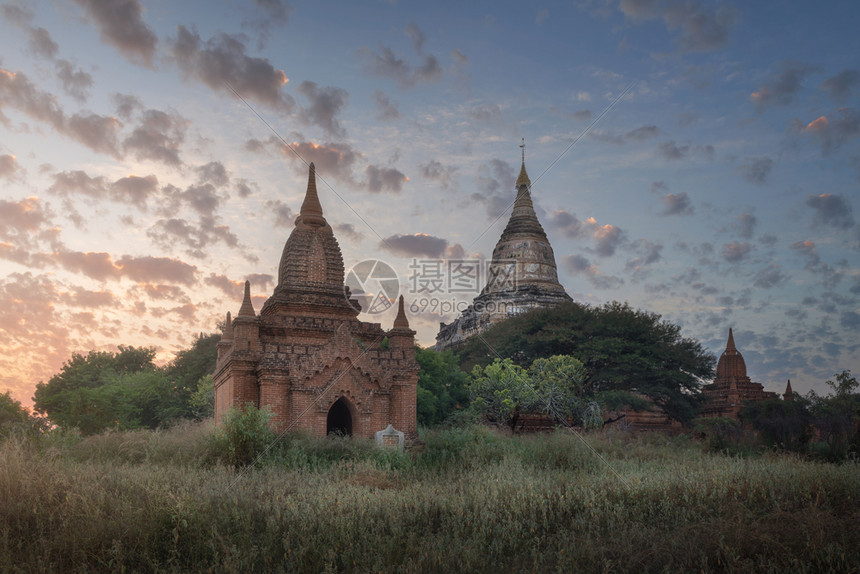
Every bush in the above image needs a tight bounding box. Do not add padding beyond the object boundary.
[208,403,274,467]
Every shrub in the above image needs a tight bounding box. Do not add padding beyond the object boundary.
[208,403,274,467]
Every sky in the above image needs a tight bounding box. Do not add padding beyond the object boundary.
[1,0,859,408]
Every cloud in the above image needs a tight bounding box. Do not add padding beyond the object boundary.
[366,165,408,193]
[55,60,93,102]
[59,286,116,308]
[658,140,714,161]
[373,90,400,120]
[147,215,240,258]
[752,264,788,289]
[467,103,503,124]
[805,194,855,229]
[170,26,293,112]
[548,210,585,238]
[52,251,198,284]
[618,0,737,52]
[419,159,458,189]
[0,69,121,156]
[264,199,296,228]
[571,109,592,121]
[405,22,426,53]
[590,222,626,257]
[735,213,757,239]
[737,156,774,185]
[204,273,244,297]
[73,0,158,67]
[0,196,54,249]
[111,93,143,120]
[48,170,159,209]
[0,154,22,180]
[0,3,32,26]
[801,109,860,156]
[195,161,230,187]
[111,175,159,208]
[625,124,659,141]
[722,241,752,262]
[278,140,361,186]
[122,108,188,167]
[28,27,58,59]
[360,40,443,89]
[750,61,814,110]
[562,254,624,289]
[659,192,694,215]
[821,69,860,101]
[243,0,292,48]
[335,223,364,242]
[473,159,516,218]
[297,81,349,137]
[842,311,860,329]
[380,233,449,258]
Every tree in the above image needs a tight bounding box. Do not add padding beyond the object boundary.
[0,391,30,437]
[740,397,811,452]
[455,301,714,423]
[529,355,601,428]
[416,347,470,426]
[808,370,860,460]
[469,358,537,432]
[164,333,220,419]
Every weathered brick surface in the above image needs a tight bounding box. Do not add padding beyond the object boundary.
[213,164,418,439]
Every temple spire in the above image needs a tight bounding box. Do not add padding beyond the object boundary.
[238,280,255,317]
[222,311,233,340]
[726,328,737,353]
[516,139,531,190]
[784,379,793,400]
[297,162,325,225]
[393,295,410,329]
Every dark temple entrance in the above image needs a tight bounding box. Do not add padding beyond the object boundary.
[326,397,353,436]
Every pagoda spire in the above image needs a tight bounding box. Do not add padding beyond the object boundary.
[393,295,410,329]
[516,138,531,190]
[726,328,737,353]
[222,311,233,340]
[238,280,255,317]
[784,379,793,400]
[297,162,326,225]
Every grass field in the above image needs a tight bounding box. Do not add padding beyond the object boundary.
[2,422,858,573]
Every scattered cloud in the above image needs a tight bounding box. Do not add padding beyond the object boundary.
[170,25,293,112]
[28,26,58,59]
[419,159,458,189]
[750,61,814,110]
[548,210,586,238]
[735,213,757,239]
[820,69,860,101]
[366,165,408,193]
[55,60,93,102]
[0,154,22,180]
[618,0,737,52]
[264,199,296,228]
[360,25,444,89]
[122,109,188,167]
[753,264,788,289]
[722,241,752,262]
[373,90,400,120]
[297,81,349,137]
[805,194,855,229]
[658,140,714,160]
[73,0,158,67]
[660,192,694,215]
[800,109,860,156]
[737,156,774,185]
[563,254,624,289]
[473,159,516,218]
[380,233,449,258]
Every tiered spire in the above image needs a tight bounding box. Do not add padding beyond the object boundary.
[784,379,793,400]
[726,328,737,353]
[238,280,255,317]
[296,162,326,226]
[515,138,531,190]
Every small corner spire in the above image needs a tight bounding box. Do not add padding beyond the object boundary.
[393,295,410,329]
[222,311,233,340]
[238,280,255,317]
[784,379,793,400]
[298,162,325,223]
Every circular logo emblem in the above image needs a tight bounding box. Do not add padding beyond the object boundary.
[344,259,400,314]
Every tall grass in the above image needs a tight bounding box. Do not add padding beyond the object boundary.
[1,423,858,573]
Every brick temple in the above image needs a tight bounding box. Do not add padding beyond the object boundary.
[435,151,572,349]
[700,328,782,419]
[213,163,419,439]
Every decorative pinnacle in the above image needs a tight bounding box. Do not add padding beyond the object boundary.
[515,140,531,190]
[238,280,255,317]
[298,162,325,224]
[520,137,525,163]
[393,295,410,329]
[222,311,233,340]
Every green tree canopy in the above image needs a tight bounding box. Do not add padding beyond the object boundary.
[455,301,714,423]
[416,347,470,426]
[807,370,860,460]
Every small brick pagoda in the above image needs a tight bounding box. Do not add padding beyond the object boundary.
[700,328,777,419]
[435,150,572,349]
[213,163,419,439]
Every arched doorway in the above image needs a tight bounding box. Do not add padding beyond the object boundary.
[326,397,353,436]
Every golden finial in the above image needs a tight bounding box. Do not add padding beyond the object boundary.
[520,138,525,163]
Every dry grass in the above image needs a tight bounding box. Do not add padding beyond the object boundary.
[1,423,858,573]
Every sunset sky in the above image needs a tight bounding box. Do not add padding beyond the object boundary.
[1,0,859,407]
